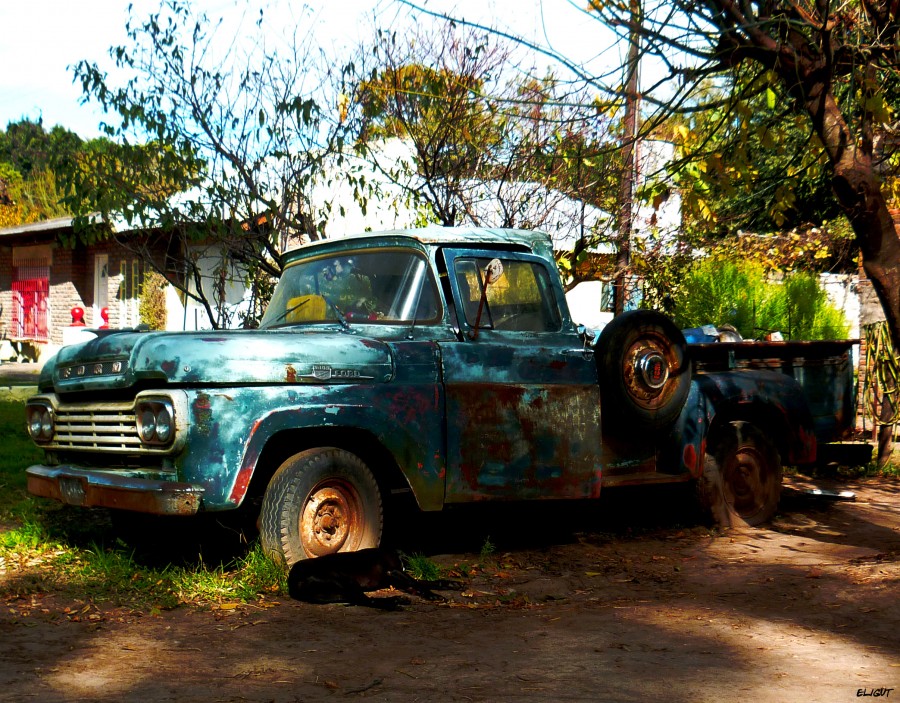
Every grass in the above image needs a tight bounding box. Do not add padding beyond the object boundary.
[0,398,287,611]
[403,552,445,581]
[0,400,43,513]
[834,461,900,479]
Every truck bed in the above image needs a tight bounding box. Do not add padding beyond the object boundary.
[689,339,858,443]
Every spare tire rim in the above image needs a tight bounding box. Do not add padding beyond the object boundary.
[636,350,669,390]
[623,338,677,407]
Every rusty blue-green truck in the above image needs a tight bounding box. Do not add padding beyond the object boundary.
[24,227,856,564]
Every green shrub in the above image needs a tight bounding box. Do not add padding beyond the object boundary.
[672,258,849,340]
[139,270,168,330]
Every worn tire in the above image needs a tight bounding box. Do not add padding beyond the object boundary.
[596,310,692,431]
[259,448,383,566]
[698,422,782,527]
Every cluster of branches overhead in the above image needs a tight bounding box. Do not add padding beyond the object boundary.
[606,0,900,346]
[54,2,629,323]
[403,0,900,348]
[62,0,364,328]
[349,20,625,281]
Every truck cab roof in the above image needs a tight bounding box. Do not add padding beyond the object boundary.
[281,226,554,266]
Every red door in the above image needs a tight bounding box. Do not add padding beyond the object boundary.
[12,260,50,341]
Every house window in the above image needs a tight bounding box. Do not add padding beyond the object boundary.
[118,259,144,328]
[93,254,109,326]
[12,259,50,342]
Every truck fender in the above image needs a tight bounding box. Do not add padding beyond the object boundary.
[231,399,446,511]
[671,371,817,478]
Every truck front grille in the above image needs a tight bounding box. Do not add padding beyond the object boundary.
[52,404,142,452]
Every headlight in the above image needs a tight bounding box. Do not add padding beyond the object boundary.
[139,408,157,442]
[135,399,176,446]
[26,404,54,443]
[155,406,173,442]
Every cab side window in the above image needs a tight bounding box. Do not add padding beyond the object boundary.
[454,258,562,332]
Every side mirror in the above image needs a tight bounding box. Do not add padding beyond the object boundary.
[484,258,504,285]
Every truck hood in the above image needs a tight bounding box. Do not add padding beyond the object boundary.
[42,328,394,393]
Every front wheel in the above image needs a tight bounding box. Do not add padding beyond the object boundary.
[259,448,383,566]
[698,422,782,527]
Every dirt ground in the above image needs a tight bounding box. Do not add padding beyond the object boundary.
[1,475,898,703]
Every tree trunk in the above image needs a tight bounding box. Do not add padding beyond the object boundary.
[614,0,641,315]
[798,85,900,354]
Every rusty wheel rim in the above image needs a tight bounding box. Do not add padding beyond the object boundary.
[621,333,679,410]
[299,480,362,557]
[722,445,767,519]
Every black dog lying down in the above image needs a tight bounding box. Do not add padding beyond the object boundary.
[288,548,464,609]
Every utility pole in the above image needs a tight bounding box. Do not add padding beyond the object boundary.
[614,0,641,315]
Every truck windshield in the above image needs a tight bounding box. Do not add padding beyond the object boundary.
[260,249,440,328]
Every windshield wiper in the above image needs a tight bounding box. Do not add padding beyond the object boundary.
[322,295,351,330]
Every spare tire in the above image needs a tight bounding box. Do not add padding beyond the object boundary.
[596,310,692,431]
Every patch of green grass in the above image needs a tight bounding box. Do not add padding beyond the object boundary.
[479,536,495,563]
[402,552,444,581]
[2,530,287,609]
[0,398,288,609]
[836,461,900,479]
[0,519,47,551]
[0,400,42,513]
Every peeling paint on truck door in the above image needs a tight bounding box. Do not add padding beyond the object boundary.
[439,249,603,501]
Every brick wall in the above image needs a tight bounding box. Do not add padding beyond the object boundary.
[0,245,11,340]
[48,245,87,346]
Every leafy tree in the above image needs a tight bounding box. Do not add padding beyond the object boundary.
[353,21,622,288]
[0,119,83,178]
[666,70,841,233]
[411,0,900,348]
[0,119,84,226]
[588,0,900,349]
[67,0,358,328]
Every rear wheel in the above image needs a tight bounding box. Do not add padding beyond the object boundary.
[699,422,782,527]
[259,448,383,566]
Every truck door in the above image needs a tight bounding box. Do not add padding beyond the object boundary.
[438,248,603,502]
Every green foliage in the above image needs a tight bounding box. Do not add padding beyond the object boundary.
[669,68,848,243]
[0,119,86,227]
[0,119,83,179]
[861,321,900,429]
[67,0,357,327]
[58,138,200,237]
[672,258,850,340]
[402,553,444,581]
[138,269,168,330]
[354,24,620,242]
[1,397,287,607]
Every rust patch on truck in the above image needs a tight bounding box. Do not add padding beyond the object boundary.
[192,392,213,436]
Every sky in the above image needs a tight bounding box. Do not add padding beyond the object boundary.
[0,0,624,140]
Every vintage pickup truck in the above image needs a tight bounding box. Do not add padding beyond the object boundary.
[24,227,856,564]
